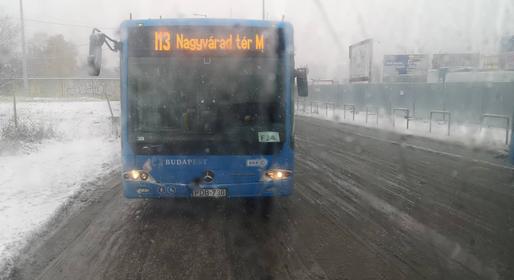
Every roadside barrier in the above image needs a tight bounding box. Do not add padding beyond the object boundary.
[429,110,451,136]
[480,114,510,145]
[325,102,336,116]
[343,104,356,120]
[297,100,512,147]
[392,108,411,129]
[365,106,379,126]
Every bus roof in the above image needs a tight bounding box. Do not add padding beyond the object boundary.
[120,18,292,30]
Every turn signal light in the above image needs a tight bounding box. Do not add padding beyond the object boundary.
[264,169,292,180]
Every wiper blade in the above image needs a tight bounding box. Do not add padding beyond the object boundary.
[140,144,164,154]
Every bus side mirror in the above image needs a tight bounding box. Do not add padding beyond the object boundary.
[88,32,105,76]
[295,68,309,97]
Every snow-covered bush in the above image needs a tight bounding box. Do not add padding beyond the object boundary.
[0,117,56,143]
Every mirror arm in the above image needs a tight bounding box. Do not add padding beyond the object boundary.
[91,28,120,53]
[104,39,120,52]
[294,67,309,97]
[294,67,309,78]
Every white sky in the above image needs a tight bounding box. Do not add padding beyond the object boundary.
[2,0,514,80]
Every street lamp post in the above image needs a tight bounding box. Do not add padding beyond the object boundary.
[16,0,29,128]
[262,0,265,20]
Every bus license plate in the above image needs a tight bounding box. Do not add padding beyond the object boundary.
[192,188,227,198]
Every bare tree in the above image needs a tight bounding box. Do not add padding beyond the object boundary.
[0,14,20,92]
[27,33,78,77]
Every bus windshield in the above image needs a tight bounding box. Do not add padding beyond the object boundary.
[127,55,285,155]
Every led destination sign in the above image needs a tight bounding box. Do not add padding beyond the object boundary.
[155,31,265,52]
[128,26,283,57]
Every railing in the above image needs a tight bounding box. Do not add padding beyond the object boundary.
[296,101,336,117]
[297,100,513,147]
[392,108,411,129]
[343,104,356,120]
[1,77,120,100]
[325,102,336,116]
[480,114,510,145]
[429,110,451,136]
[310,102,321,114]
[365,106,379,126]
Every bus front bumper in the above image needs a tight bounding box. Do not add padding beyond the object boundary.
[122,180,293,198]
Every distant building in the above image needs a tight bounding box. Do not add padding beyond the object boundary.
[500,36,514,53]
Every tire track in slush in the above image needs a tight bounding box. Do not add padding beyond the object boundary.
[298,126,514,268]
[295,133,499,279]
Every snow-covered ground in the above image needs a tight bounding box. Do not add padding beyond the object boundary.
[0,98,121,275]
[297,106,511,151]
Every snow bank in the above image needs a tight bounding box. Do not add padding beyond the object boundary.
[0,99,121,275]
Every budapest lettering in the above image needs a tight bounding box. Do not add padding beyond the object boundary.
[164,159,208,166]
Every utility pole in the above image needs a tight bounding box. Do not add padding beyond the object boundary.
[17,0,29,128]
[262,0,265,20]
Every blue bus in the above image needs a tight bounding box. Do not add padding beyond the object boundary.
[88,18,308,200]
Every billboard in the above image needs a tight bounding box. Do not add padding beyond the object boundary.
[383,54,429,83]
[480,55,500,71]
[500,36,514,53]
[432,53,480,72]
[500,52,514,70]
[498,36,514,70]
[349,39,373,83]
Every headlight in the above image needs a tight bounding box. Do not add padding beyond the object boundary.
[129,170,139,180]
[124,170,154,182]
[264,169,292,180]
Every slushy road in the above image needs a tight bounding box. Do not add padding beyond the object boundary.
[11,116,514,280]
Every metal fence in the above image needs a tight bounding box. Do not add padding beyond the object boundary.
[298,99,512,145]
[304,82,514,126]
[0,78,120,100]
[300,82,514,145]
[302,82,514,126]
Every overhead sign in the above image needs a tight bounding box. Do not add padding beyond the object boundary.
[349,39,373,83]
[432,53,480,72]
[383,54,429,83]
